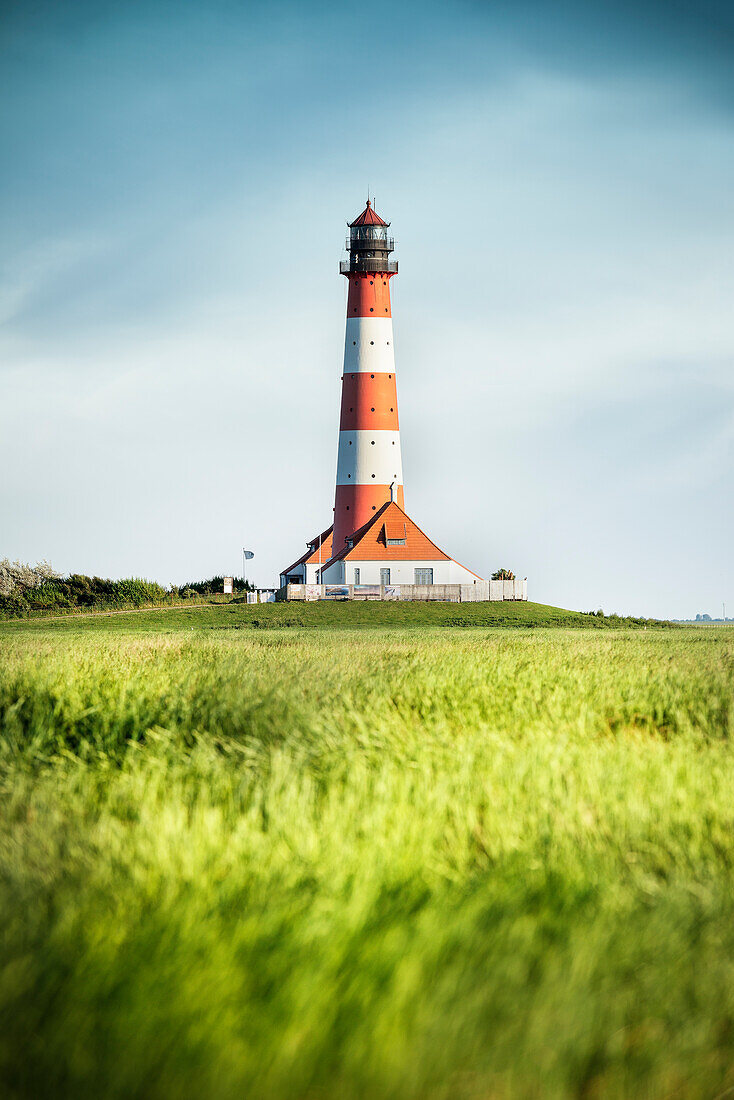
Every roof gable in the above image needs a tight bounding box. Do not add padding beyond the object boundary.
[281,526,333,575]
[327,503,452,564]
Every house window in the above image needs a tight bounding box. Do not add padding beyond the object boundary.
[386,538,405,546]
[414,568,433,585]
[380,568,391,586]
[354,568,361,585]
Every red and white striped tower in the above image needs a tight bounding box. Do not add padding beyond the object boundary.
[332,200,404,553]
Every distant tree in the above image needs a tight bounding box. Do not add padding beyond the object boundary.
[491,568,515,581]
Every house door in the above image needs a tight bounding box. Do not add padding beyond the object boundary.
[380,568,391,586]
[414,568,433,585]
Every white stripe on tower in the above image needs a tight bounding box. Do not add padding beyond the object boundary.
[343,318,395,373]
[336,430,403,485]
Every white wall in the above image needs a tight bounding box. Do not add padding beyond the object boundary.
[447,560,483,584]
[280,559,330,586]
[279,563,305,587]
[321,558,481,585]
[320,560,345,583]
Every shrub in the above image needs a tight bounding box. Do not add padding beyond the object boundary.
[115,579,166,606]
[0,566,167,616]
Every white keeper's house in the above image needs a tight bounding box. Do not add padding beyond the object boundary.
[317,500,481,587]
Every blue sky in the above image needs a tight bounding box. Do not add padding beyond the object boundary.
[2,0,732,617]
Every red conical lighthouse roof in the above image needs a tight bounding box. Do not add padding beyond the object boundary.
[349,199,389,228]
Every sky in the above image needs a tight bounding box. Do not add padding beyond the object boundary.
[1,0,733,618]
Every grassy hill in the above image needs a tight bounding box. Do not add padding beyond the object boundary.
[0,597,668,634]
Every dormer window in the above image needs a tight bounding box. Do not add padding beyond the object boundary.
[381,521,406,546]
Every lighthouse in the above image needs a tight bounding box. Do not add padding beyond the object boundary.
[279,199,485,591]
[332,200,403,549]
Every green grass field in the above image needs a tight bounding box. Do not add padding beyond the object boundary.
[1,609,732,1098]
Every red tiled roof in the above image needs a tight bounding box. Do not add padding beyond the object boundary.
[349,199,389,228]
[281,526,333,575]
[325,502,451,565]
